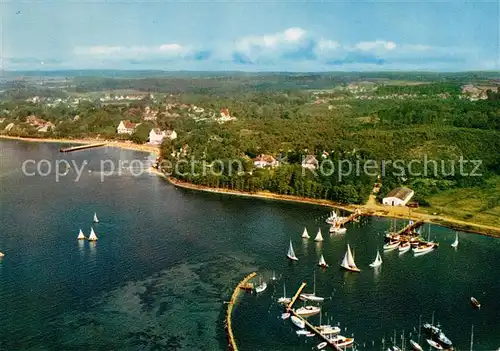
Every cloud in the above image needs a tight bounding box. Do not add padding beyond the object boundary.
[14,27,493,71]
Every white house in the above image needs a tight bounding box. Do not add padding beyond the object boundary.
[117,120,140,134]
[253,154,279,168]
[148,129,177,145]
[382,187,415,206]
[302,155,319,170]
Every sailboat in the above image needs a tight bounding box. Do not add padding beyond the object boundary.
[0,252,4,258]
[271,270,277,281]
[340,243,360,272]
[314,229,324,242]
[255,277,267,293]
[88,227,98,241]
[93,212,99,223]
[451,232,459,248]
[77,229,86,240]
[369,250,382,268]
[278,283,291,305]
[318,254,328,268]
[410,315,424,351]
[301,271,324,302]
[301,227,310,239]
[287,240,298,261]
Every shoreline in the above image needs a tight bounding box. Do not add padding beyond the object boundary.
[0,135,159,156]
[165,177,500,238]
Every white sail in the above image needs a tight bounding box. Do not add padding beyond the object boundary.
[319,254,327,267]
[346,244,357,268]
[77,229,86,240]
[370,250,382,267]
[314,229,324,242]
[451,233,459,247]
[93,213,99,223]
[301,227,310,239]
[287,240,297,260]
[88,227,98,241]
[340,251,350,269]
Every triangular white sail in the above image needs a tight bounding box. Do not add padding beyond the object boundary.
[346,244,357,268]
[340,251,350,269]
[319,255,327,267]
[77,229,86,240]
[302,227,310,239]
[370,250,382,267]
[314,229,324,242]
[287,240,297,260]
[451,233,459,247]
[88,227,98,241]
[93,213,99,223]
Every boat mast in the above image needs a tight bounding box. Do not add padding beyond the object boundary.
[313,270,316,295]
[418,314,422,344]
[470,325,474,351]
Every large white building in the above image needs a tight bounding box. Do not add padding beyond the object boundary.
[117,120,140,134]
[148,128,177,145]
[382,187,415,206]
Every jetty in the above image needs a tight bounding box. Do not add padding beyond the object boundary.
[225,272,257,351]
[337,209,362,226]
[395,220,424,236]
[287,283,343,350]
[59,143,106,153]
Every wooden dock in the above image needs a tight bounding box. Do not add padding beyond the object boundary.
[337,209,362,226]
[59,143,106,153]
[395,220,424,236]
[225,272,257,351]
[286,283,343,351]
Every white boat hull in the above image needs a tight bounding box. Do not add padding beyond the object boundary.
[295,306,321,317]
[287,254,298,261]
[291,315,305,328]
[300,294,325,302]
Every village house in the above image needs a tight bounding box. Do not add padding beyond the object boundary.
[143,106,158,121]
[37,122,55,133]
[253,154,279,168]
[302,155,319,170]
[117,120,140,134]
[217,108,236,123]
[148,128,177,145]
[382,187,415,206]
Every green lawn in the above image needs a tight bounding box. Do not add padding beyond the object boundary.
[421,176,500,227]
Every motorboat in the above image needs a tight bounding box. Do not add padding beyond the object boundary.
[330,335,355,348]
[295,305,321,317]
[398,241,411,253]
[317,341,328,350]
[291,315,305,328]
[409,340,424,351]
[281,312,290,320]
[383,240,400,250]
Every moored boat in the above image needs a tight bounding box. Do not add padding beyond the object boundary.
[291,315,305,328]
[451,232,459,247]
[340,243,360,272]
[300,271,325,302]
[281,312,290,320]
[295,305,321,317]
[409,340,423,351]
[0,252,4,258]
[296,329,310,336]
[398,241,411,253]
[255,279,267,293]
[383,240,400,250]
[330,335,355,348]
[413,242,436,254]
[318,325,341,335]
[330,225,347,234]
[426,339,443,350]
[287,240,298,261]
[93,212,99,223]
[471,297,481,308]
[278,283,291,305]
[317,341,328,350]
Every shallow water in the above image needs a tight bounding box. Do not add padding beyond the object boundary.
[0,140,499,350]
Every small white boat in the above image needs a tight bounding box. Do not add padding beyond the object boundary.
[325,211,338,224]
[413,243,436,254]
[318,254,328,268]
[295,305,321,317]
[318,325,341,335]
[301,227,310,239]
[278,283,291,305]
[93,212,99,223]
[409,340,424,351]
[271,271,277,281]
[77,229,86,240]
[426,339,443,350]
[330,226,347,234]
[331,335,355,348]
[398,241,411,254]
[255,279,267,293]
[287,240,298,261]
[317,341,328,349]
[383,241,400,250]
[369,250,383,268]
[340,243,360,272]
[300,271,324,302]
[305,332,315,337]
[291,315,305,328]
[470,296,481,308]
[281,312,290,320]
[451,232,459,248]
[0,252,5,258]
[314,229,324,242]
[88,227,98,241]
[296,330,310,336]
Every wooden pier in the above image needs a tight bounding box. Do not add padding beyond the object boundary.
[59,143,106,153]
[286,283,343,351]
[395,220,424,236]
[337,209,362,226]
[225,272,257,351]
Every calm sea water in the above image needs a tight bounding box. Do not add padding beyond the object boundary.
[0,140,499,351]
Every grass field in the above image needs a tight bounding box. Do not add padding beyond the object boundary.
[421,176,500,227]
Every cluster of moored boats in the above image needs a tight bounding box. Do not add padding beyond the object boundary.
[76,212,100,241]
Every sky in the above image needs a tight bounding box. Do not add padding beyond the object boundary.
[1,0,499,71]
